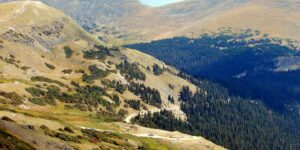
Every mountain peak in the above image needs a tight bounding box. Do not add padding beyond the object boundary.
[0,0,96,50]
[1,0,50,11]
[0,0,66,25]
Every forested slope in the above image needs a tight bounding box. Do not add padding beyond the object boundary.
[127,29,300,112]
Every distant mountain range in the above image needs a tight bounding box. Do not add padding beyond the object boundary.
[1,0,300,43]
[0,1,300,149]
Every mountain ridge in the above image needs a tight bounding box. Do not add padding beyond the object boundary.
[0,1,225,149]
[2,0,300,44]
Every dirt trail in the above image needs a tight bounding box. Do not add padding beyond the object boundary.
[0,110,225,150]
[80,125,206,141]
[80,126,189,140]
[79,124,226,150]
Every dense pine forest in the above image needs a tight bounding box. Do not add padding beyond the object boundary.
[128,30,300,149]
[126,30,300,112]
[133,73,300,150]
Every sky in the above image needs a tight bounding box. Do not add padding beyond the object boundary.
[139,0,184,7]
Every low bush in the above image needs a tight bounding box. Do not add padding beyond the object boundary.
[112,95,120,106]
[128,82,162,107]
[82,65,109,83]
[64,46,73,58]
[28,98,47,106]
[75,69,85,74]
[81,129,133,148]
[64,126,75,133]
[26,87,46,97]
[55,132,81,143]
[62,69,72,74]
[1,116,15,122]
[117,60,146,81]
[40,125,80,143]
[101,80,126,94]
[152,64,164,76]
[21,66,31,71]
[83,45,111,61]
[45,63,55,70]
[0,91,23,105]
[26,86,58,106]
[31,76,65,87]
[124,99,141,110]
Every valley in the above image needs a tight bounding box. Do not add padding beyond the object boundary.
[0,0,299,150]
[0,1,224,149]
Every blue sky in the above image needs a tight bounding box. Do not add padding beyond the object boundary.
[139,0,184,7]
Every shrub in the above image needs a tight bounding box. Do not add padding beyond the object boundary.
[64,127,75,133]
[26,87,46,97]
[83,45,111,61]
[45,63,55,70]
[42,128,56,137]
[124,100,141,110]
[128,82,162,107]
[40,125,80,143]
[118,109,128,117]
[26,86,58,106]
[31,76,65,87]
[44,97,57,106]
[81,129,133,148]
[64,46,73,58]
[29,98,47,106]
[55,132,81,143]
[62,69,72,74]
[117,60,146,81]
[168,95,175,104]
[0,91,23,105]
[101,80,126,94]
[21,66,31,71]
[75,69,85,74]
[1,116,15,122]
[82,65,109,83]
[40,125,49,130]
[88,65,108,78]
[112,95,120,106]
[152,64,164,76]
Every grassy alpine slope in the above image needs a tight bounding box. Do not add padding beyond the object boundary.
[0,1,224,149]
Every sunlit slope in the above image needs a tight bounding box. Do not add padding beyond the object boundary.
[174,1,300,41]
[0,1,224,149]
[2,0,300,43]
[132,0,300,41]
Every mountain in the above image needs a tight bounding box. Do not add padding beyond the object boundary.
[114,0,300,43]
[1,1,300,150]
[1,0,299,44]
[0,1,224,149]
